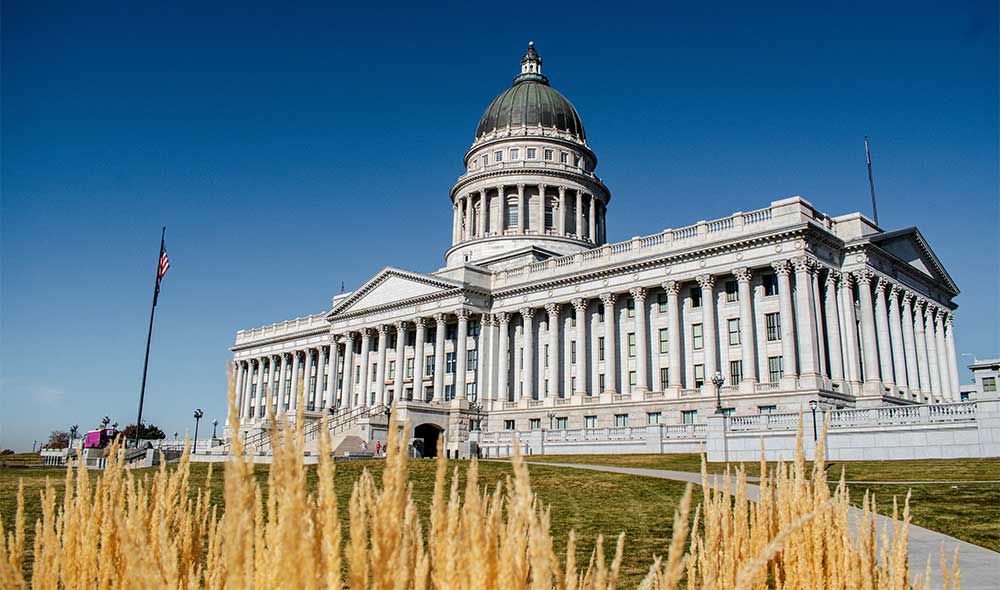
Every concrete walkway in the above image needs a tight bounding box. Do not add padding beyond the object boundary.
[524,461,1000,590]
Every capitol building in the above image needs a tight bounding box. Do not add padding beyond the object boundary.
[229,43,962,457]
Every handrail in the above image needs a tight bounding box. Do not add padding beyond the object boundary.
[223,404,389,455]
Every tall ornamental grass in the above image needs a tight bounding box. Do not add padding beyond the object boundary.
[0,374,959,589]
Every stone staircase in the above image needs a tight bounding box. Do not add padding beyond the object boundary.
[225,404,387,456]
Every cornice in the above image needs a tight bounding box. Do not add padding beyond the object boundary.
[450,167,610,204]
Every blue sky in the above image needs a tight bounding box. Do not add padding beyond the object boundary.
[2,1,997,451]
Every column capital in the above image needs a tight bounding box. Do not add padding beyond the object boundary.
[558,185,566,196]
[945,311,955,326]
[902,291,915,306]
[519,307,536,320]
[413,317,426,329]
[695,274,715,290]
[480,313,494,326]
[851,268,874,285]
[662,281,681,295]
[544,302,561,316]
[874,276,890,295]
[517,182,525,190]
[914,297,928,313]
[433,312,447,326]
[629,286,647,301]
[376,324,388,335]
[395,320,409,332]
[571,297,587,313]
[732,267,752,283]
[600,292,617,306]
[771,259,792,276]
[791,256,815,274]
[455,308,471,321]
[934,307,947,321]
[889,284,903,300]
[825,269,841,288]
[496,311,511,325]
[359,328,371,340]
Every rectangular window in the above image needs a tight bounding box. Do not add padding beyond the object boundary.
[571,342,576,364]
[527,147,537,159]
[556,417,568,429]
[599,336,605,360]
[445,384,455,400]
[405,358,414,379]
[725,280,738,302]
[446,352,456,374]
[628,370,637,392]
[660,367,669,387]
[692,323,703,350]
[544,148,553,160]
[529,418,541,430]
[983,377,997,392]
[722,407,736,417]
[768,356,784,383]
[597,305,605,321]
[758,405,778,414]
[371,363,378,382]
[482,155,488,167]
[599,374,605,391]
[544,344,549,367]
[506,203,518,228]
[657,292,668,313]
[682,410,698,425]
[694,364,705,387]
[560,151,569,163]
[628,332,636,357]
[584,415,597,429]
[763,274,779,296]
[765,313,781,341]
[468,319,480,337]
[467,349,478,371]
[406,331,415,346]
[504,419,515,431]
[446,324,457,340]
[728,318,740,346]
[510,148,519,160]
[387,360,396,378]
[425,355,434,377]
[614,414,628,427]
[494,150,503,162]
[389,334,397,349]
[627,297,635,317]
[691,288,702,308]
[730,360,742,385]
[466,382,477,401]
[647,412,662,425]
[659,328,669,354]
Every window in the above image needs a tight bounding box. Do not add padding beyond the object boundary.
[494,150,503,162]
[556,417,568,429]
[598,336,605,360]
[597,305,605,321]
[510,148,519,160]
[659,328,669,354]
[371,364,378,382]
[507,203,519,228]
[529,418,541,430]
[599,374,605,391]
[574,155,581,167]
[614,414,628,427]
[544,344,549,367]
[388,360,396,378]
[984,377,997,392]
[721,408,736,417]
[627,333,636,357]
[681,410,698,425]
[527,147,537,159]
[692,324,703,350]
[544,201,554,228]
[388,334,397,349]
[758,405,777,414]
[768,356,784,383]
[544,148,553,160]
[660,367,669,387]
[482,155,489,167]
[647,412,662,425]
[694,364,705,387]
[445,384,455,400]
[425,355,434,377]
[468,319,480,337]
[446,352,456,374]
[763,274,779,296]
[406,331,415,346]
[446,324,457,340]
[691,288,702,308]
[765,313,781,341]
[628,371,637,392]
[730,360,743,385]
[504,419,515,431]
[405,358,414,379]
[728,318,740,346]
[627,297,635,317]
[467,349,478,371]
[725,280,738,302]
[961,392,971,401]
[466,382,477,401]
[584,415,597,429]
[657,292,668,313]
[571,342,576,363]
[560,151,569,163]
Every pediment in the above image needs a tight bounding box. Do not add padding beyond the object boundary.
[871,228,958,295]
[330,267,463,316]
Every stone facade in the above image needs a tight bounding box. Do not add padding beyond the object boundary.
[227,44,961,457]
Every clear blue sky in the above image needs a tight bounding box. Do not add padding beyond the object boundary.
[2,1,997,451]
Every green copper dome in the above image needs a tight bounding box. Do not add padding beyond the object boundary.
[474,43,586,142]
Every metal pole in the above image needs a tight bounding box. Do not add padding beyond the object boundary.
[864,136,879,227]
[134,227,166,448]
[811,406,818,443]
[193,417,200,454]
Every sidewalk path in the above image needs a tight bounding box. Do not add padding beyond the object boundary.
[522,461,1000,590]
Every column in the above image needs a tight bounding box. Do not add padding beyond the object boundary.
[874,278,895,387]
[945,313,960,399]
[901,294,921,396]
[464,194,474,239]
[317,345,327,409]
[840,273,862,386]
[588,195,596,242]
[358,330,372,405]
[517,184,526,234]
[545,303,560,398]
[557,187,566,235]
[480,314,492,401]
[575,190,584,238]
[452,202,460,244]
[734,269,758,384]
[289,351,302,412]
[630,287,650,392]
[823,272,845,383]
[413,318,427,401]
[394,321,407,402]
[233,360,245,419]
[792,258,820,380]
[326,341,340,409]
[854,271,881,390]
[663,282,683,389]
[934,309,951,401]
[476,192,486,237]
[455,310,469,400]
[496,313,511,402]
[497,185,506,235]
[811,269,826,377]
[520,308,536,399]
[772,260,798,379]
[278,353,289,414]
[340,333,355,408]
[924,305,942,399]
[433,314,447,402]
[913,299,932,398]
[252,359,265,418]
[375,326,388,405]
[887,285,908,392]
[600,293,617,393]
[537,184,546,233]
[572,299,588,395]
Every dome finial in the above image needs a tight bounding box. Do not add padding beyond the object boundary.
[520,41,542,75]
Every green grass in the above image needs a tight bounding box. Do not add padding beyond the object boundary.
[0,453,45,467]
[0,459,697,586]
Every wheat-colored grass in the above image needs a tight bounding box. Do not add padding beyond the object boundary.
[0,372,960,589]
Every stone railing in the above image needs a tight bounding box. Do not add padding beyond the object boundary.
[235,312,330,345]
[726,402,978,434]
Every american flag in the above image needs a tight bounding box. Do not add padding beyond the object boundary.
[157,249,170,281]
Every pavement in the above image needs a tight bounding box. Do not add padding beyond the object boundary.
[521,461,1000,590]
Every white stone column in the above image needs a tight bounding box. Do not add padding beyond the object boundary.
[694,278,715,392]
[792,258,820,383]
[887,285,908,392]
[289,352,302,413]
[734,268,757,385]
[340,334,355,409]
[630,287,650,393]
[934,309,951,401]
[476,192,486,237]
[357,330,371,405]
[901,294,921,396]
[874,278,895,388]
[823,272,845,383]
[243,361,255,420]
[277,353,289,415]
[497,185,506,235]
[854,271,881,391]
[924,304,943,400]
[477,314,490,401]
[562,313,573,394]
[772,260,798,379]
[433,314,446,402]
[375,326,388,405]
[945,313,960,399]
[452,202,460,244]
[413,318,427,401]
[588,194,596,242]
[520,307,536,399]
[455,310,469,400]
[840,273,862,387]
[811,269,826,377]
[326,341,340,409]
[590,305,601,394]
[537,184,547,233]
[913,299,932,399]
[233,360,245,419]
[600,293,617,393]
[464,194,474,240]
[317,345,327,410]
[252,359,265,418]
[394,321,407,402]
[545,303,560,398]
[496,313,511,402]
[517,183,526,234]
[572,299,588,396]
[575,190,584,237]
[557,187,566,236]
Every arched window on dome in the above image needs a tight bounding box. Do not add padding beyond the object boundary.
[506,198,519,229]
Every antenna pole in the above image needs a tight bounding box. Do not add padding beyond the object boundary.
[865,135,879,227]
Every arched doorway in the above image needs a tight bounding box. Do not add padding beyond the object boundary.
[413,423,443,458]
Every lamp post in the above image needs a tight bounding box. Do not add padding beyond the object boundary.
[546,411,555,429]
[69,425,79,448]
[469,400,482,431]
[711,371,726,414]
[192,409,204,454]
[808,400,819,443]
[211,419,219,439]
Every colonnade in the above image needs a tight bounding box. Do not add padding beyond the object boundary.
[452,183,603,243]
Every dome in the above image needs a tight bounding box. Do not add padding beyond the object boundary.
[474,43,586,142]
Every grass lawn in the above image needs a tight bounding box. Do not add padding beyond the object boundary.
[526,453,1000,552]
[0,458,697,586]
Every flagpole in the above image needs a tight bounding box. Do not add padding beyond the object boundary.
[865,135,879,227]
[134,226,166,447]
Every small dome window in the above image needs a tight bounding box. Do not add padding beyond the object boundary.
[510,148,519,160]
[527,147,537,159]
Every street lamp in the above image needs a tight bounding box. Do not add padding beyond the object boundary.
[192,409,204,454]
[469,401,482,431]
[808,400,819,442]
[546,411,556,429]
[69,425,79,448]
[211,419,219,439]
[711,371,726,414]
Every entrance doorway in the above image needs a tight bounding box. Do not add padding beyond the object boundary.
[413,423,443,458]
